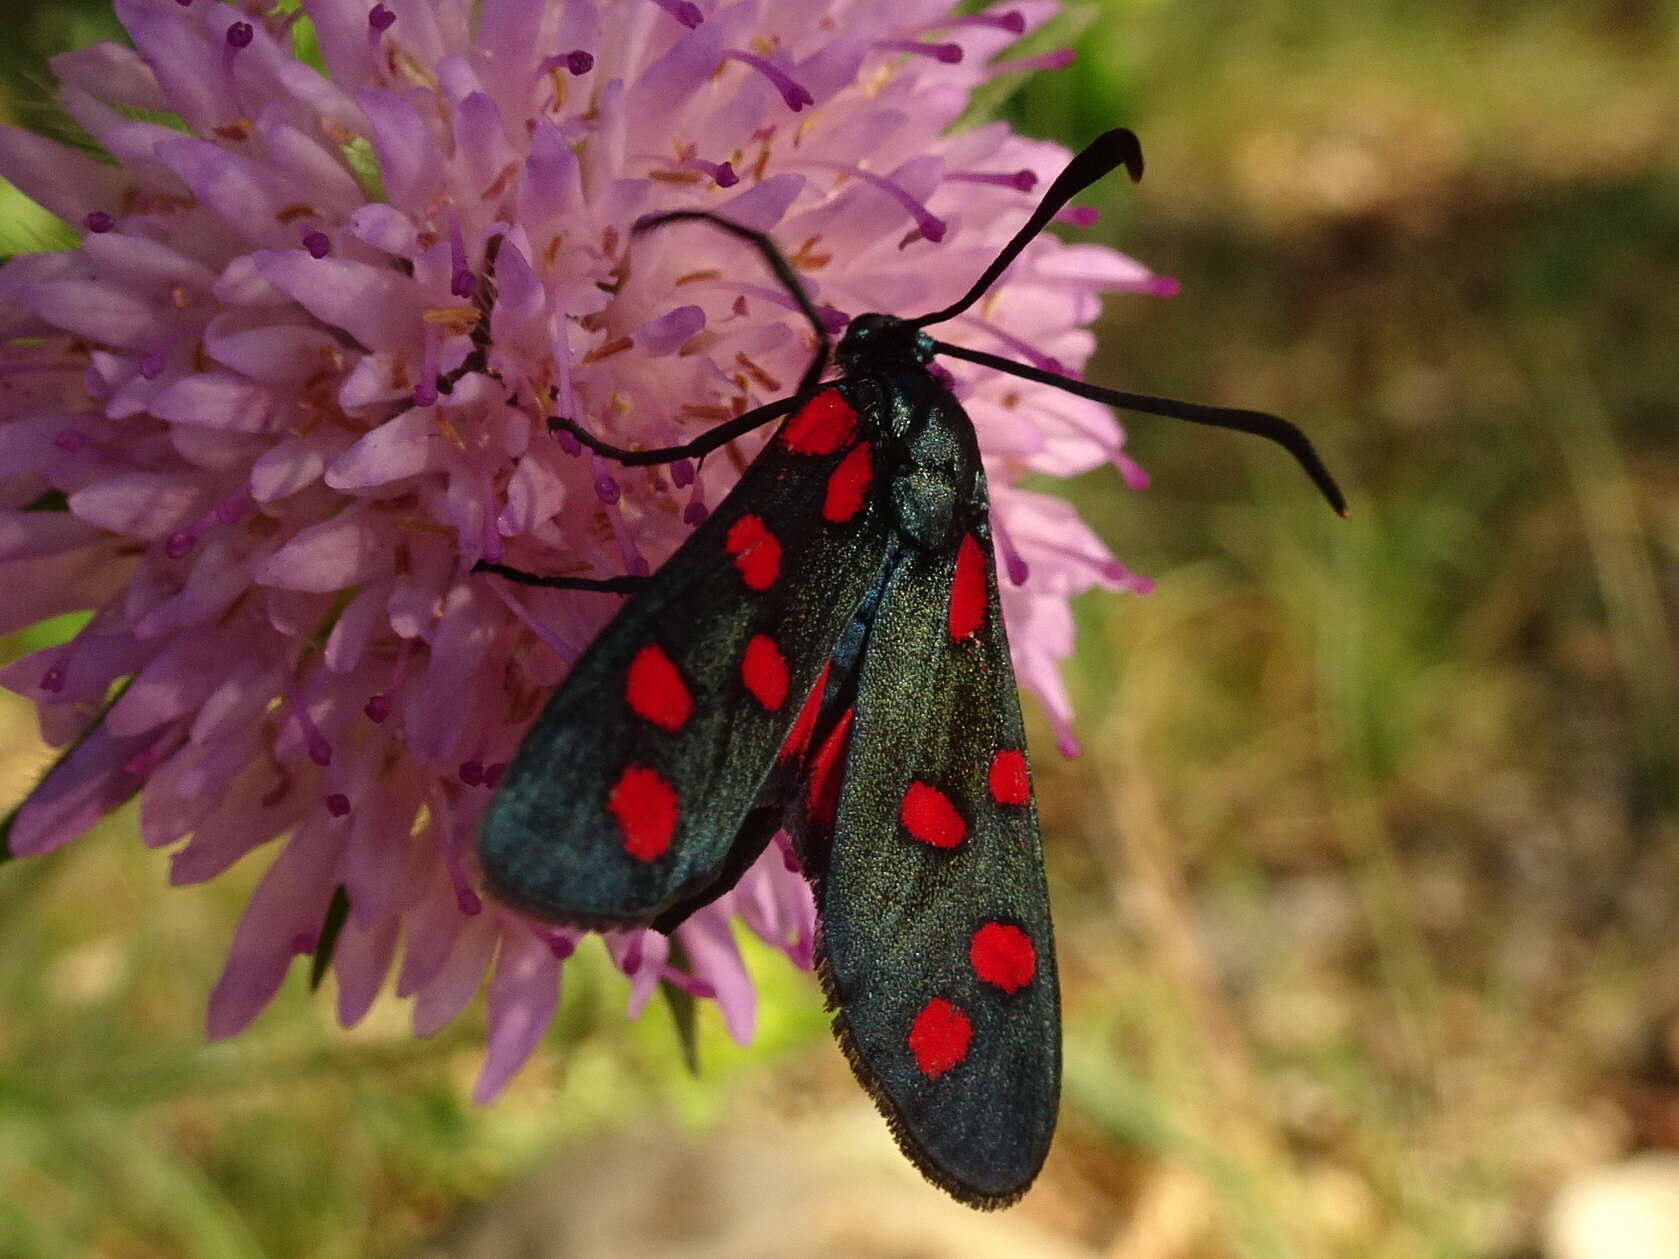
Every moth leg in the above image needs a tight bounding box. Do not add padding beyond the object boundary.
[547,395,798,467]
[473,562,649,594]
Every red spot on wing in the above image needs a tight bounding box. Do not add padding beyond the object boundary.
[725,514,781,590]
[988,748,1030,806]
[822,442,873,524]
[607,765,679,861]
[806,707,855,826]
[780,662,830,763]
[900,781,967,848]
[741,634,790,710]
[625,643,691,731]
[780,387,857,455]
[948,533,985,642]
[969,922,1037,993]
[908,997,972,1079]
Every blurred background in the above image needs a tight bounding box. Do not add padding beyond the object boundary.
[1,1,1676,1255]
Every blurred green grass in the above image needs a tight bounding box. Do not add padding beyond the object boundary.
[2,0,1677,1255]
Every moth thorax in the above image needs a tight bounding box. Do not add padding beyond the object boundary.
[891,467,958,549]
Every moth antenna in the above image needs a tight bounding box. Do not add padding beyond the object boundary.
[909,128,1144,329]
[633,210,833,398]
[931,339,1349,516]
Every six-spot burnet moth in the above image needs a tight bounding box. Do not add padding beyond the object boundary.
[476,128,1346,1208]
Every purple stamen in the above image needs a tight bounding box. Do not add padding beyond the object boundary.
[727,283,848,332]
[215,490,250,526]
[122,742,171,779]
[539,929,575,959]
[1057,205,1098,227]
[547,309,577,424]
[916,9,1025,34]
[40,664,66,694]
[774,831,801,872]
[566,49,594,75]
[1114,451,1151,492]
[724,50,813,111]
[281,672,334,767]
[449,219,476,299]
[484,580,579,664]
[364,693,392,723]
[434,811,483,916]
[659,969,718,999]
[816,162,945,242]
[459,760,484,786]
[649,0,704,28]
[992,516,1030,586]
[139,350,167,380]
[84,210,115,234]
[368,4,396,31]
[326,793,352,817]
[621,935,643,975]
[302,229,331,258]
[670,459,694,489]
[966,316,1072,376]
[54,428,91,453]
[683,468,708,525]
[948,168,1038,192]
[593,468,620,505]
[165,528,198,559]
[413,326,440,406]
[226,21,254,48]
[553,425,581,456]
[675,154,737,187]
[994,48,1075,73]
[875,39,962,63]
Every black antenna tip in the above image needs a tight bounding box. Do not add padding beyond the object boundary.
[1091,127,1145,183]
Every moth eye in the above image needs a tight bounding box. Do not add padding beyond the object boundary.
[823,442,873,523]
[948,533,984,642]
[908,997,972,1079]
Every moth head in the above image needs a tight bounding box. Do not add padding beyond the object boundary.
[836,313,935,371]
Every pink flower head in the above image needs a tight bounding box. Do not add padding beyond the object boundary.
[0,0,1167,1099]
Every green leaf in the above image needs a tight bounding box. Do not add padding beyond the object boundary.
[309,886,352,991]
[0,678,136,866]
[660,937,702,1076]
